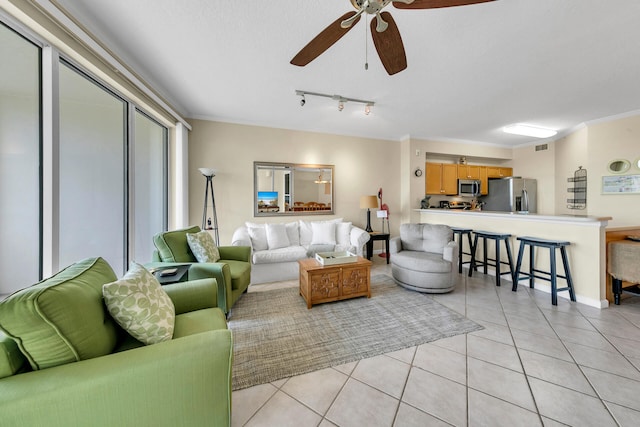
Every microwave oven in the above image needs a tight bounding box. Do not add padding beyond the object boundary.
[458,179,481,197]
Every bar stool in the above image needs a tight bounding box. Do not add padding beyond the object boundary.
[450,227,473,274]
[468,231,515,286]
[512,236,576,306]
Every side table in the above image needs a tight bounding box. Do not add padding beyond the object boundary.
[366,232,390,264]
[150,264,191,285]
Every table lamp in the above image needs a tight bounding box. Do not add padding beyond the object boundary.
[360,195,378,232]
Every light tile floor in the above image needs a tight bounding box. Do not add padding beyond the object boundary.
[231,256,640,426]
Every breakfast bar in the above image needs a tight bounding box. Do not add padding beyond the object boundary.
[417,209,612,308]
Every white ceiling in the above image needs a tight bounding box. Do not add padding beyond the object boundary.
[54,0,640,147]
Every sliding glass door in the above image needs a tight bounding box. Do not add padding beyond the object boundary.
[133,110,167,262]
[58,61,127,274]
[0,23,41,294]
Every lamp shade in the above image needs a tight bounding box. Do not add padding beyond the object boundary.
[360,195,378,209]
[198,167,216,177]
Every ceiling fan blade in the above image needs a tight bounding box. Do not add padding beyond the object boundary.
[290,11,361,67]
[370,12,407,75]
[393,0,496,9]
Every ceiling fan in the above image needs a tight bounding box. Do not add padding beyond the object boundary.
[290,0,496,75]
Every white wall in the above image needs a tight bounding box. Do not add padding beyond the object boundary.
[188,120,401,245]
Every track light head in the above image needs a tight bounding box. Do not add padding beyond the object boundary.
[295,90,374,115]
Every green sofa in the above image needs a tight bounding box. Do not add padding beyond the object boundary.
[150,226,252,315]
[0,257,233,427]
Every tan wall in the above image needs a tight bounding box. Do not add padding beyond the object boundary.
[188,120,401,245]
[554,126,588,216]
[512,141,557,215]
[186,113,640,244]
[586,115,640,227]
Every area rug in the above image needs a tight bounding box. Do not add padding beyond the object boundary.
[228,274,483,390]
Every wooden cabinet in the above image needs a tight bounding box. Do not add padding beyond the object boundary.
[298,257,371,309]
[479,167,489,195]
[425,163,458,195]
[457,164,481,180]
[486,166,513,178]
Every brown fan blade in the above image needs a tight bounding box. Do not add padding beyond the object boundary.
[290,11,361,66]
[370,12,407,75]
[394,0,496,9]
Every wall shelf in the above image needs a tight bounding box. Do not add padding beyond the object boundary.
[567,167,587,210]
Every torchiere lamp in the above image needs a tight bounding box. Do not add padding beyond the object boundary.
[360,195,378,233]
[199,167,219,246]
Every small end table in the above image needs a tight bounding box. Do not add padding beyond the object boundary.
[151,264,190,285]
[366,232,390,264]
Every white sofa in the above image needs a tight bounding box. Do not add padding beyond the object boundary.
[231,219,370,284]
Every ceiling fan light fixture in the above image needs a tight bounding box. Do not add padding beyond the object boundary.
[338,100,345,111]
[503,123,557,139]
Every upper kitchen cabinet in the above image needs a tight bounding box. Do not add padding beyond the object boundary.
[486,166,513,178]
[457,164,481,180]
[426,163,458,195]
[479,167,488,195]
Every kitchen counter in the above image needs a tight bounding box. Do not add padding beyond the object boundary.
[416,209,612,308]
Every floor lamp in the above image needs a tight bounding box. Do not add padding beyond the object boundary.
[199,168,219,246]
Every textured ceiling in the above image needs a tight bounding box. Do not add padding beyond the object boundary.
[54,0,640,147]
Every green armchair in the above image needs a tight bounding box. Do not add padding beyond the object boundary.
[150,226,252,315]
[0,257,232,427]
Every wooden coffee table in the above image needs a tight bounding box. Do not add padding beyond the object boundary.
[298,256,372,309]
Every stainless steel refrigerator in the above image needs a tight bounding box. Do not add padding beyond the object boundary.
[481,177,537,213]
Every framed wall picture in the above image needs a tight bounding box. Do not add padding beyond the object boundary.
[602,174,640,194]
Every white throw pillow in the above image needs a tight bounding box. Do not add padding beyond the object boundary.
[102,262,175,345]
[299,218,343,246]
[186,230,220,262]
[285,221,300,246]
[247,226,268,251]
[336,222,352,246]
[311,222,337,245]
[298,220,313,246]
[266,223,290,250]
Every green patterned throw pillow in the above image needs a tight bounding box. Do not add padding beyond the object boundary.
[186,230,220,262]
[102,262,175,345]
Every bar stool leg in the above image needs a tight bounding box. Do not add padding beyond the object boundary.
[505,239,515,284]
[469,234,479,277]
[457,233,463,274]
[560,246,577,302]
[513,240,526,292]
[529,244,535,288]
[483,237,488,275]
[550,247,558,305]
[495,239,501,286]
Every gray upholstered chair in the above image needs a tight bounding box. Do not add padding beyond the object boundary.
[389,223,459,293]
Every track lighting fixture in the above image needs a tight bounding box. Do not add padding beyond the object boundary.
[295,90,374,115]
